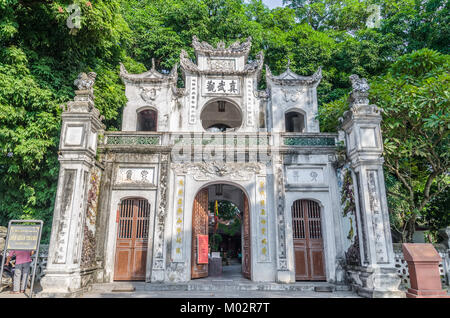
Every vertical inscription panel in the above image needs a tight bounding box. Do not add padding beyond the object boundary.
[189,78,198,124]
[172,176,186,261]
[53,169,77,264]
[246,78,254,127]
[367,170,389,263]
[242,195,251,279]
[257,176,270,262]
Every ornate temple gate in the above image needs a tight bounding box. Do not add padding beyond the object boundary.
[191,188,209,279]
[242,195,251,279]
[114,198,150,281]
[292,199,325,281]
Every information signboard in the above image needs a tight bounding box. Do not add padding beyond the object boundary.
[197,234,209,264]
[0,220,43,299]
[6,224,41,250]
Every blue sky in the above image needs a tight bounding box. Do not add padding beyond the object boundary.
[262,0,285,9]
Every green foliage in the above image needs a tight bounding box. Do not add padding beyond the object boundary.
[0,0,136,242]
[321,49,449,242]
[371,49,449,241]
[209,200,242,236]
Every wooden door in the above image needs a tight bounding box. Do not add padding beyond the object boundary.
[191,188,209,279]
[292,200,325,281]
[242,195,251,279]
[114,198,150,281]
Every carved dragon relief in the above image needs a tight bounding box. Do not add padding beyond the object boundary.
[171,161,265,181]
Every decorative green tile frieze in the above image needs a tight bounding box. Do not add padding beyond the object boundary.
[284,136,336,146]
[173,135,269,146]
[106,135,160,145]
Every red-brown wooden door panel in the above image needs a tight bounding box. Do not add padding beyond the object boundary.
[242,195,251,279]
[293,245,308,279]
[114,198,150,281]
[191,188,209,279]
[292,200,326,281]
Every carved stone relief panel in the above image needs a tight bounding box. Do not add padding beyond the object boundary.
[276,166,288,270]
[81,165,101,269]
[65,125,85,146]
[281,87,306,103]
[140,86,160,104]
[171,162,264,181]
[286,167,324,185]
[152,154,169,278]
[207,58,236,72]
[360,127,378,148]
[73,170,89,264]
[166,262,186,283]
[115,167,155,185]
[367,170,388,263]
[53,169,77,264]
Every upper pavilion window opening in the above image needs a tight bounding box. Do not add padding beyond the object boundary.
[201,100,242,132]
[137,109,158,131]
[285,111,305,132]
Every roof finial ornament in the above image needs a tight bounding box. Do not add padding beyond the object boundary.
[287,58,291,70]
[151,58,156,71]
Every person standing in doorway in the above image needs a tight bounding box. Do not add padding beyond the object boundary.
[5,250,34,294]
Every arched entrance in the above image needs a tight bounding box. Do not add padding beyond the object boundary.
[114,198,151,281]
[291,199,326,281]
[191,183,251,280]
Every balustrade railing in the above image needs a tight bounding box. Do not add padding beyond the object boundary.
[100,131,339,148]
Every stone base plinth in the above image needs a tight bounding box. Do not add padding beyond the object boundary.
[346,265,404,298]
[406,288,450,298]
[39,267,97,297]
[276,270,294,284]
[355,286,405,298]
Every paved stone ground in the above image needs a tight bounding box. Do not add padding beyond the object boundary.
[7,264,450,298]
[81,289,360,298]
[81,265,360,298]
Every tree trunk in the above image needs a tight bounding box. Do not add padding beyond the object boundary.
[405,215,417,243]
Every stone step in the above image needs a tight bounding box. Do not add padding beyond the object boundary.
[335,284,353,292]
[89,282,145,293]
[90,281,352,293]
[144,282,341,292]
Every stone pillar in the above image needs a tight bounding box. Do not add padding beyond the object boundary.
[150,153,170,283]
[340,75,403,298]
[273,154,293,283]
[40,73,104,295]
